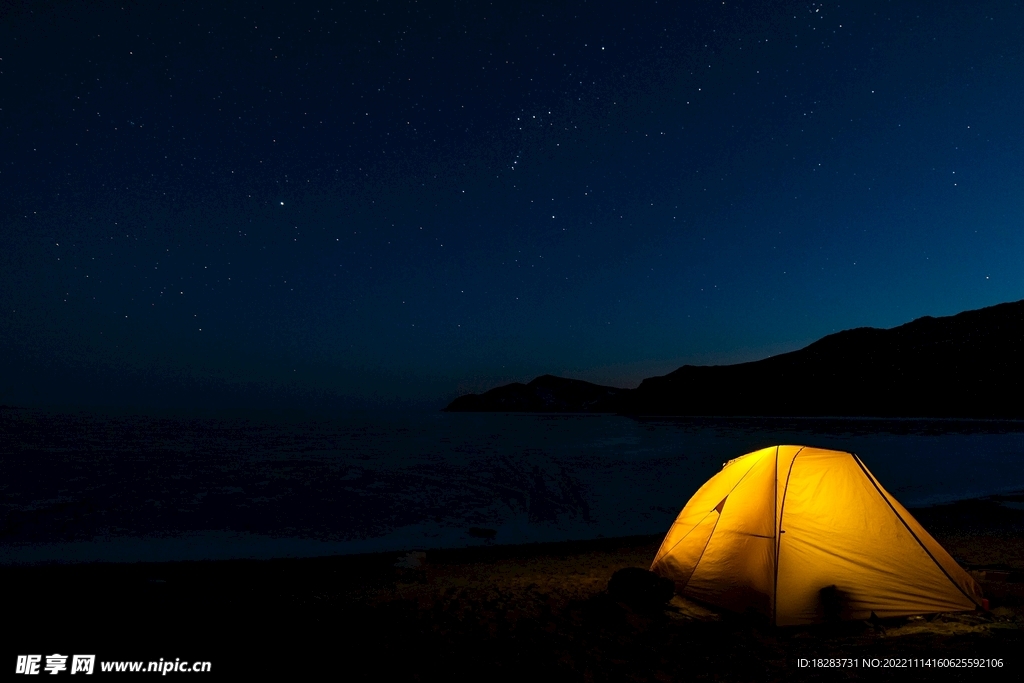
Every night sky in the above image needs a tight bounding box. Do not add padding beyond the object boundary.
[2,0,1023,411]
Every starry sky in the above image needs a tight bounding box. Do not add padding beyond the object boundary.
[2,0,1023,411]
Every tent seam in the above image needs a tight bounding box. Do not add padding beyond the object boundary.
[850,453,980,608]
[773,446,804,626]
[651,506,719,569]
[654,451,770,565]
[680,508,723,592]
[772,445,778,620]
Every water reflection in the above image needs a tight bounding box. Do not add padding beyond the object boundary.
[2,409,1022,563]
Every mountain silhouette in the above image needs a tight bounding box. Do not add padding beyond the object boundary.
[445,374,630,413]
[444,299,1024,418]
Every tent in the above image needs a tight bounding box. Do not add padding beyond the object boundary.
[650,445,983,625]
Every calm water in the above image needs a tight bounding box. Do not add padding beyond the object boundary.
[3,408,1023,564]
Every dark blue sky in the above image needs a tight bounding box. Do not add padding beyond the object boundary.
[2,0,1022,410]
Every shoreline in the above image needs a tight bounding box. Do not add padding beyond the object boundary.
[4,496,1023,680]
[4,489,1024,568]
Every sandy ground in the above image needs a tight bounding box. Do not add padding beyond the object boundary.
[4,496,1024,680]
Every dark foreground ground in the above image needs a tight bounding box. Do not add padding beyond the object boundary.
[4,495,1024,681]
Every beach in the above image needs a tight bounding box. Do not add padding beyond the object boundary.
[5,494,1023,680]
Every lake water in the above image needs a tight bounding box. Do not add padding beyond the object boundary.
[3,408,1023,564]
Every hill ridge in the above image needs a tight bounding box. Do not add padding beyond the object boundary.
[445,299,1024,418]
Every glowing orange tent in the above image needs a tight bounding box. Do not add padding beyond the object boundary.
[651,446,983,625]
